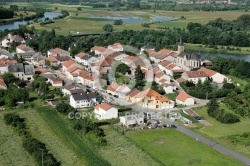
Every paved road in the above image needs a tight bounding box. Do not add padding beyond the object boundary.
[176,125,250,166]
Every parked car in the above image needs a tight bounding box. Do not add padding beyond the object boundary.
[114,95,118,98]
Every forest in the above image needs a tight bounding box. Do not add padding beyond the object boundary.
[0,8,14,19]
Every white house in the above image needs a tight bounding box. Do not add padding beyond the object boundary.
[47,48,70,57]
[61,84,81,96]
[107,43,124,52]
[113,53,129,61]
[16,44,35,54]
[163,84,176,94]
[94,103,118,120]
[90,46,107,56]
[70,92,97,109]
[198,67,229,84]
[62,59,75,72]
[120,114,144,127]
[47,77,63,87]
[176,92,195,106]
[114,84,131,99]
[181,70,208,84]
[74,52,88,64]
[1,38,10,48]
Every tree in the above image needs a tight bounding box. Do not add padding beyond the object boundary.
[3,73,17,87]
[113,19,123,25]
[103,24,113,32]
[56,101,74,114]
[10,5,18,11]
[116,63,130,75]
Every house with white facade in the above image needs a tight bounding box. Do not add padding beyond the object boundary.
[176,91,195,106]
[61,84,82,96]
[113,53,129,61]
[120,114,144,127]
[62,59,75,72]
[163,83,177,94]
[47,77,63,87]
[181,70,208,84]
[108,43,124,52]
[74,52,88,63]
[70,92,97,108]
[16,44,35,54]
[90,46,107,56]
[94,103,118,120]
[47,48,70,57]
[197,67,229,84]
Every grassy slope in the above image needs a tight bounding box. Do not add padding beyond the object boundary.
[18,109,86,166]
[0,112,37,166]
[193,106,250,157]
[29,107,109,166]
[99,126,160,166]
[127,129,244,166]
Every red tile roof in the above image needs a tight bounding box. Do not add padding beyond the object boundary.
[63,59,75,67]
[176,92,192,102]
[91,46,107,53]
[185,71,208,78]
[126,88,141,97]
[10,35,24,42]
[67,66,79,73]
[135,88,169,102]
[94,103,114,111]
[76,52,88,58]
[0,80,7,89]
[107,82,120,92]
[198,67,217,77]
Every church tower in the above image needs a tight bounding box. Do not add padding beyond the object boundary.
[178,36,184,52]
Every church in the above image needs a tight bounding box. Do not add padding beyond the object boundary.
[176,37,201,71]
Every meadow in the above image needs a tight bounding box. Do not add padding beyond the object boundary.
[3,2,248,35]
[193,106,250,158]
[127,128,244,166]
[0,112,37,166]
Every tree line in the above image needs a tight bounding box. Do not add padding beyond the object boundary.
[4,113,61,165]
[0,8,14,19]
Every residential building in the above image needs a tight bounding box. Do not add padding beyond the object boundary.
[163,84,177,94]
[8,63,34,81]
[197,67,229,84]
[125,88,141,101]
[74,52,88,64]
[0,75,7,89]
[70,92,97,108]
[129,88,175,109]
[48,77,63,87]
[120,114,144,127]
[90,46,107,56]
[107,43,124,52]
[31,52,45,66]
[113,53,129,61]
[16,44,35,54]
[61,84,81,96]
[62,59,76,72]
[140,43,154,54]
[181,70,208,84]
[94,103,118,120]
[10,35,25,44]
[47,48,70,57]
[176,92,195,106]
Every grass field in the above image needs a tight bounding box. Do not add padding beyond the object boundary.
[184,43,250,55]
[3,2,248,35]
[127,129,244,166]
[99,126,160,166]
[193,106,250,157]
[0,111,37,166]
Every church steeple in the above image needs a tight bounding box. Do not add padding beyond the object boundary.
[179,35,183,46]
[178,35,184,52]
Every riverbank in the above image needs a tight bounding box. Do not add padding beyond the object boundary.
[185,43,250,55]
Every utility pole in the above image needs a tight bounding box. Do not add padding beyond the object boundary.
[41,149,44,166]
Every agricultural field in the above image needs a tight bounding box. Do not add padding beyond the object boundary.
[193,106,250,158]
[3,2,248,35]
[99,126,160,166]
[0,111,37,166]
[127,128,244,166]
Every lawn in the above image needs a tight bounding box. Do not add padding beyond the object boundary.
[193,106,250,157]
[0,112,37,166]
[127,129,243,166]
[99,126,160,166]
[229,76,249,91]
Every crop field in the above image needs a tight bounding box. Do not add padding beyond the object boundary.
[0,111,37,166]
[127,128,243,166]
[193,106,250,158]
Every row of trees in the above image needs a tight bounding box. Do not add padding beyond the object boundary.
[4,113,60,165]
[207,98,240,124]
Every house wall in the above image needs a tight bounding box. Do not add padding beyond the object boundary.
[114,54,128,61]
[211,73,227,84]
[70,96,91,108]
[176,98,194,106]
[95,107,118,120]
[16,48,25,54]
[163,86,174,94]
[0,66,8,74]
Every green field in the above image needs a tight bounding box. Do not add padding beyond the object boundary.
[193,106,250,158]
[100,126,160,166]
[0,112,37,166]
[127,129,244,166]
[3,2,248,35]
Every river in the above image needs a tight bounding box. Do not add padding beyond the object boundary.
[0,12,62,31]
[200,52,250,62]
